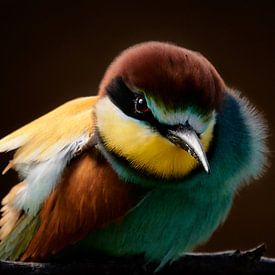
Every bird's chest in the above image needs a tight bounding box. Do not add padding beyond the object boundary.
[84,184,233,264]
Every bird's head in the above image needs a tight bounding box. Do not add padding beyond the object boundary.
[95,42,226,181]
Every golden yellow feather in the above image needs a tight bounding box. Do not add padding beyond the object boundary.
[0,96,98,163]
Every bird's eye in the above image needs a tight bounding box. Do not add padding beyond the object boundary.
[135,96,150,113]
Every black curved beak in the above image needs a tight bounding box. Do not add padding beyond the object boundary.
[165,124,210,174]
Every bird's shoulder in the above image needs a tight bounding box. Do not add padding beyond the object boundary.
[20,151,145,261]
[0,96,99,237]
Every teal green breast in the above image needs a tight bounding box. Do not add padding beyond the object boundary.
[80,91,267,268]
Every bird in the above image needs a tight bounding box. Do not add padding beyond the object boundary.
[0,41,268,270]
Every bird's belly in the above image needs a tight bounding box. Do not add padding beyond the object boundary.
[81,186,233,266]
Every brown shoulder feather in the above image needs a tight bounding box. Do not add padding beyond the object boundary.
[21,151,144,261]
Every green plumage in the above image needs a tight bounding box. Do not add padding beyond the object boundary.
[79,91,267,269]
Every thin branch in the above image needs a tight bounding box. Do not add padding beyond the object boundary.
[0,244,275,275]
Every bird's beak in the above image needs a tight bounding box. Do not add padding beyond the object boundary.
[166,124,210,174]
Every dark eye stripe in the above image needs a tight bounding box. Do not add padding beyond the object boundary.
[106,77,136,116]
[105,76,195,138]
[106,77,156,123]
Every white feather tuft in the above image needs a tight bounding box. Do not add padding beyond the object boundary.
[13,134,91,215]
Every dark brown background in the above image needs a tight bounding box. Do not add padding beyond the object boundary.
[0,1,274,256]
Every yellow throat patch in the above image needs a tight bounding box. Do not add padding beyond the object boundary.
[96,98,214,179]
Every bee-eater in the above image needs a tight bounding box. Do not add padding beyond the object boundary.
[0,41,268,269]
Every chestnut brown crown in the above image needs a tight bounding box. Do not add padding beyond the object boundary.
[99,41,225,113]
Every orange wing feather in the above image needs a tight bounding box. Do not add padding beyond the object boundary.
[21,151,143,261]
